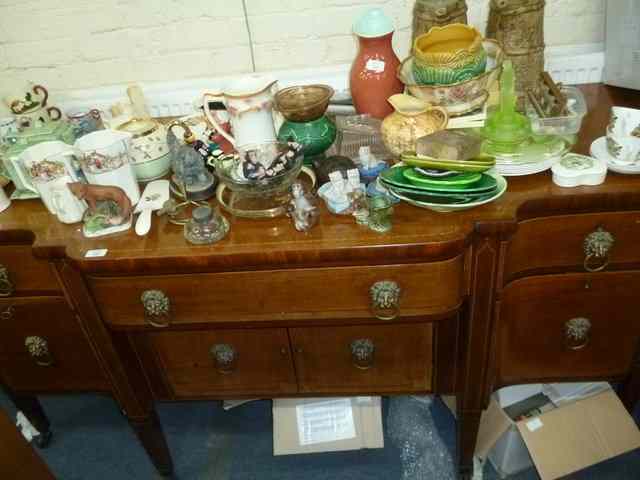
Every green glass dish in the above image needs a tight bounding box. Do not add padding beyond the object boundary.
[380,166,497,193]
[402,169,482,188]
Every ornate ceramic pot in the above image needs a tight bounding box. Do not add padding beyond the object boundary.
[277,116,337,162]
[381,94,448,157]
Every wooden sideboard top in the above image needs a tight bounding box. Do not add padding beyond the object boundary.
[1,84,640,274]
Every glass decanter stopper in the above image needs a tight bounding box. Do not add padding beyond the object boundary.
[184,205,229,245]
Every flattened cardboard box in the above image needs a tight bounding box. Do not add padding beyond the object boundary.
[475,390,640,480]
[273,397,384,455]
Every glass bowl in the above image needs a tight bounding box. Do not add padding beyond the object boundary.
[275,85,334,122]
[212,142,304,197]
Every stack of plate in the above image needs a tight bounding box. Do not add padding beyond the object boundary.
[486,136,570,177]
[378,163,507,213]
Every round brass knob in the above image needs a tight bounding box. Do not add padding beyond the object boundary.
[141,290,171,328]
[583,227,614,272]
[210,343,237,374]
[369,281,401,320]
[565,317,591,350]
[351,338,375,370]
[0,305,14,321]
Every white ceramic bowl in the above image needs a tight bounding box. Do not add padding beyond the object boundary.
[132,151,171,181]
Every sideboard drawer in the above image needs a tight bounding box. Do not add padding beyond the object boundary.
[504,211,640,281]
[290,323,433,394]
[0,297,107,392]
[0,245,60,296]
[497,271,640,384]
[148,328,297,398]
[88,257,464,328]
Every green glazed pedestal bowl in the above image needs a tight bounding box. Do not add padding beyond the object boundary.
[412,49,487,85]
[277,116,337,163]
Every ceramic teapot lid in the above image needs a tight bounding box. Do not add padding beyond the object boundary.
[353,8,394,38]
[117,118,159,138]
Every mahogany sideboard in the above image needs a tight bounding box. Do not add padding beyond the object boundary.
[1,84,640,479]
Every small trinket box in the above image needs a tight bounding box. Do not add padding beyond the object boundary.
[551,154,607,188]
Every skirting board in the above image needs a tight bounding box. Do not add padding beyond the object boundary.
[57,44,606,119]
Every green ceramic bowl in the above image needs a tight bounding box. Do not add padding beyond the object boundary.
[277,116,337,159]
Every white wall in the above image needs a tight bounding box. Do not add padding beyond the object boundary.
[0,0,605,110]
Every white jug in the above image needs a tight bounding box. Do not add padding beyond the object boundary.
[74,129,141,204]
[203,75,278,149]
[17,141,87,223]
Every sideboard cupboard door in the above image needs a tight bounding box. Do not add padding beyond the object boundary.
[497,271,640,384]
[290,323,433,394]
[0,246,60,296]
[0,297,107,392]
[148,329,297,398]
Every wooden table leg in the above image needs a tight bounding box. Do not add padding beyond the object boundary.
[620,362,640,414]
[457,407,482,479]
[1,385,52,448]
[127,409,174,478]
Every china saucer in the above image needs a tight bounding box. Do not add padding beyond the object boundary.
[590,136,640,174]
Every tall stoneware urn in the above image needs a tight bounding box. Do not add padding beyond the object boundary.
[350,9,404,119]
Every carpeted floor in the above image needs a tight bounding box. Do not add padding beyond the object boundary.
[1,392,639,480]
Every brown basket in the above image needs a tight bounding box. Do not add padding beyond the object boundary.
[275,85,334,122]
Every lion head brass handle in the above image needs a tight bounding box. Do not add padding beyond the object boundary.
[583,227,614,272]
[141,290,171,328]
[565,317,591,350]
[25,336,54,367]
[370,281,401,320]
[351,338,375,370]
[210,343,237,374]
[0,265,14,297]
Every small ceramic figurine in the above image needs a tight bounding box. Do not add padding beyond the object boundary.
[168,121,217,201]
[288,182,319,232]
[67,183,132,238]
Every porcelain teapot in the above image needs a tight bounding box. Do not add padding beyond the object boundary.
[202,76,278,149]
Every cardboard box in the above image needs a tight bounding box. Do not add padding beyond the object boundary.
[475,386,640,480]
[272,396,384,455]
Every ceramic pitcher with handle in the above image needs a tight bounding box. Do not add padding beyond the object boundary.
[17,141,87,223]
[202,76,278,149]
[74,129,141,204]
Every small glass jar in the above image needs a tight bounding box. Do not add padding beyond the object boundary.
[367,195,394,233]
[184,205,229,245]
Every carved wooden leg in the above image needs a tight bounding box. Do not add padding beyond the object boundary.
[1,386,52,448]
[128,409,174,477]
[457,406,482,479]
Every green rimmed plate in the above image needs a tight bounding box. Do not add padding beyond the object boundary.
[380,166,498,194]
[401,152,495,171]
[380,171,508,212]
[403,169,482,188]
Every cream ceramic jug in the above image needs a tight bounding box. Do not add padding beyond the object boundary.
[17,141,87,223]
[74,130,141,204]
[203,76,278,149]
